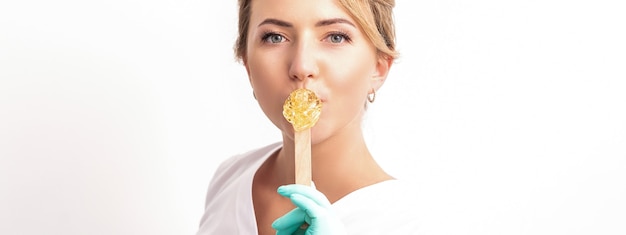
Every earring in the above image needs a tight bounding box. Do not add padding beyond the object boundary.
[367,89,376,103]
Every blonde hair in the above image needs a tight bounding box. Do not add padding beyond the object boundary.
[234,0,398,60]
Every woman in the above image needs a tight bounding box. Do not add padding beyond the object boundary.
[197,0,418,234]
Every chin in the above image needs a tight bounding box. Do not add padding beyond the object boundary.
[278,114,336,145]
[309,122,333,145]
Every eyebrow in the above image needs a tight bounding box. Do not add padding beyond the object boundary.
[257,18,356,28]
[258,18,293,27]
[315,18,356,28]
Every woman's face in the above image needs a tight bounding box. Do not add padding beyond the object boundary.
[245,0,392,143]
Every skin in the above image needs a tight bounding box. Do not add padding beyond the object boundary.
[244,0,395,234]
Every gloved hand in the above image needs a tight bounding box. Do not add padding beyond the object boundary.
[272,184,347,235]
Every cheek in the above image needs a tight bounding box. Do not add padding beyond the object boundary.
[324,55,374,103]
[247,51,287,98]
[246,52,291,127]
[248,53,277,86]
[317,62,372,130]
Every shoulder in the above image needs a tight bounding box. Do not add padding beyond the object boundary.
[206,142,281,184]
[337,179,418,212]
[196,143,281,234]
[208,143,281,184]
[202,142,282,205]
[333,179,420,233]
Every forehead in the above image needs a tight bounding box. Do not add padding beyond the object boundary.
[249,0,353,25]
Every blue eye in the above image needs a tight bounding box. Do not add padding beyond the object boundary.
[326,32,351,44]
[262,33,285,44]
[329,34,345,43]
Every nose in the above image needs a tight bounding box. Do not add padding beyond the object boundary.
[288,39,319,82]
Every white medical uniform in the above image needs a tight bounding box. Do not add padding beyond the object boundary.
[196,142,419,234]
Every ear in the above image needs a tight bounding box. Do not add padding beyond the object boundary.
[370,55,394,91]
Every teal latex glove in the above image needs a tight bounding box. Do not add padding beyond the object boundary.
[272,184,347,235]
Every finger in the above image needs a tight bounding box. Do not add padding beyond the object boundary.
[277,184,331,207]
[275,224,302,235]
[272,208,306,230]
[290,193,328,220]
[293,226,308,235]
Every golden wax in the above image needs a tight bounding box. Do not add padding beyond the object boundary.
[282,88,322,132]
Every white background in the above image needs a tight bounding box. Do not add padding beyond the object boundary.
[1,0,625,234]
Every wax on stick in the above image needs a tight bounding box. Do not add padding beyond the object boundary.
[283,88,322,186]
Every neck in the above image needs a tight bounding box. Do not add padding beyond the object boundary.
[275,121,393,203]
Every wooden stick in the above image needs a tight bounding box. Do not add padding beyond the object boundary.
[294,129,312,186]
